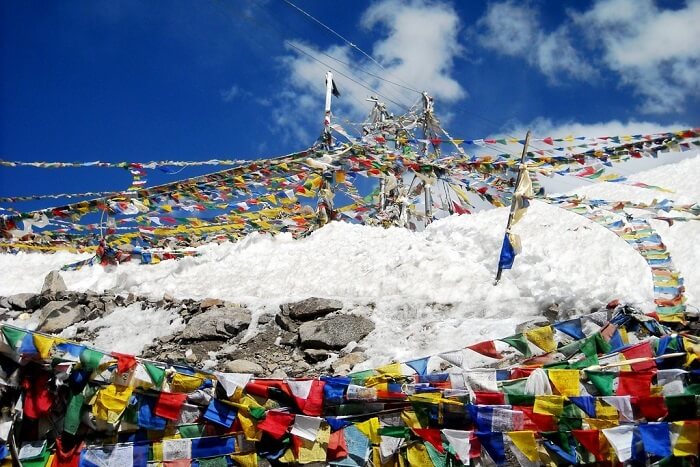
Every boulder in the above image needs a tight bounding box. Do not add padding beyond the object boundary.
[332,352,366,372]
[38,301,88,333]
[283,297,343,321]
[275,313,298,333]
[223,359,264,375]
[200,298,224,309]
[298,315,374,350]
[7,293,37,310]
[41,271,67,294]
[303,348,331,363]
[181,307,250,341]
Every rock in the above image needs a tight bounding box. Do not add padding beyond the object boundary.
[514,317,550,334]
[7,293,37,310]
[41,271,67,294]
[283,297,343,321]
[163,293,175,302]
[275,313,298,333]
[304,348,330,363]
[0,297,10,309]
[278,331,298,347]
[269,368,288,379]
[334,364,352,375]
[181,307,250,341]
[200,298,224,309]
[223,359,264,375]
[38,301,88,333]
[332,352,365,372]
[298,315,374,350]
[25,294,52,310]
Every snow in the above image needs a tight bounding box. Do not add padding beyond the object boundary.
[1,153,699,367]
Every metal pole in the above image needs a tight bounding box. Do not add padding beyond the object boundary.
[421,92,433,224]
[323,71,333,147]
[495,130,531,285]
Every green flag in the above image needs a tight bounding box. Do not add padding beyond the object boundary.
[499,333,532,357]
[144,362,166,389]
[63,394,84,435]
[1,326,26,349]
[584,371,616,396]
[80,348,104,372]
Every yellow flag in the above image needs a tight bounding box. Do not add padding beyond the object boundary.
[231,452,259,467]
[335,171,346,183]
[533,395,564,416]
[377,362,403,377]
[170,372,204,393]
[356,417,381,444]
[508,431,539,461]
[33,333,56,359]
[401,409,424,430]
[238,410,262,441]
[595,400,619,420]
[297,424,330,464]
[92,385,133,424]
[584,417,618,429]
[525,326,556,353]
[547,369,581,397]
[406,443,434,467]
[672,421,699,456]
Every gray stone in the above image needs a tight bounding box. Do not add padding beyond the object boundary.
[200,298,224,309]
[278,331,298,347]
[332,351,366,372]
[41,271,68,293]
[38,301,88,333]
[223,359,264,375]
[283,297,343,321]
[303,348,330,363]
[269,368,288,379]
[7,293,37,310]
[181,307,250,341]
[275,313,298,333]
[298,315,374,350]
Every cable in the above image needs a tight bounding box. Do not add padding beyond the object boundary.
[284,41,410,112]
[280,0,421,93]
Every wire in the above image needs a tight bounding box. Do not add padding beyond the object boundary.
[284,41,411,112]
[280,0,421,94]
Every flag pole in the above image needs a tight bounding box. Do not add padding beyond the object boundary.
[323,71,334,148]
[494,130,531,285]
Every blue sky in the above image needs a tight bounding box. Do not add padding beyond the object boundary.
[2,0,699,209]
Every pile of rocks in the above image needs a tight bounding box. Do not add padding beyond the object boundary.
[0,272,375,378]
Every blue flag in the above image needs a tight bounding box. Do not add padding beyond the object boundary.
[638,423,671,457]
[552,318,586,340]
[406,357,430,376]
[498,234,516,270]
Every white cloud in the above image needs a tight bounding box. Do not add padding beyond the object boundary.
[220,85,241,102]
[502,117,689,140]
[268,0,466,145]
[574,0,700,113]
[475,1,597,83]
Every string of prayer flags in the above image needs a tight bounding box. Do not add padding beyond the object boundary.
[1,306,699,465]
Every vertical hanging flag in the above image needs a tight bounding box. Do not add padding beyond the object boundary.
[495,131,532,284]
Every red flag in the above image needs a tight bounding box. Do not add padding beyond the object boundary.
[327,429,349,460]
[474,391,505,405]
[467,340,503,359]
[112,352,138,373]
[635,396,668,421]
[621,341,655,371]
[22,372,53,419]
[257,410,295,440]
[155,392,188,420]
[469,433,481,458]
[572,429,603,461]
[517,406,557,432]
[54,436,84,467]
[414,428,445,453]
[617,370,655,397]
